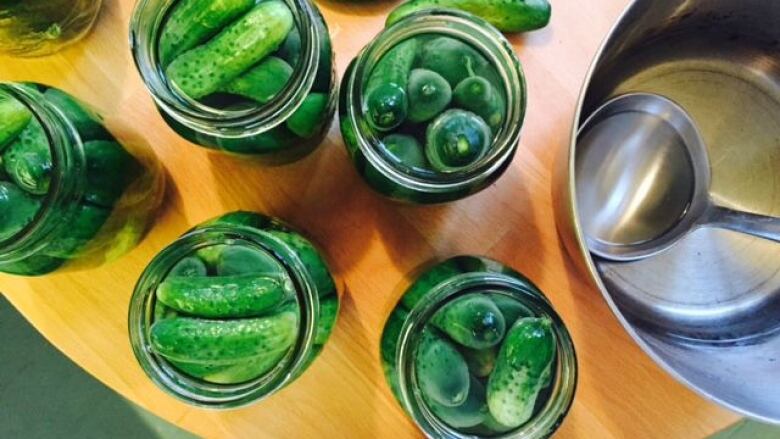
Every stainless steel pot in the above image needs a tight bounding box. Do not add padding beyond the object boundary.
[554,0,780,423]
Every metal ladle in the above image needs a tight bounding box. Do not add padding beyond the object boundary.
[575,92,780,262]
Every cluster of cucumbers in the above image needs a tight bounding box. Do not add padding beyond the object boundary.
[150,212,339,385]
[364,34,507,173]
[159,0,333,152]
[0,84,141,275]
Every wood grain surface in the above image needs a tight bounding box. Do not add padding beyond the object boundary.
[0,0,741,437]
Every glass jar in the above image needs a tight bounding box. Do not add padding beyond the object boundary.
[0,82,164,276]
[339,10,526,203]
[381,256,577,438]
[130,0,336,164]
[0,0,102,57]
[129,211,341,408]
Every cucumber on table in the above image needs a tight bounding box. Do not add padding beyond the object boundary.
[415,329,470,407]
[487,317,556,427]
[166,1,294,100]
[159,0,256,67]
[364,38,418,132]
[220,56,294,104]
[2,118,52,195]
[0,181,42,241]
[431,293,506,349]
[150,312,299,364]
[156,274,293,318]
[386,0,552,33]
[0,94,32,150]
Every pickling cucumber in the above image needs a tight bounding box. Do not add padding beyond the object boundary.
[43,88,111,141]
[203,347,290,383]
[168,256,208,277]
[83,140,141,208]
[216,245,282,276]
[43,203,110,258]
[487,317,555,427]
[428,376,488,429]
[431,293,506,349]
[267,230,336,297]
[220,56,294,104]
[277,26,301,67]
[156,274,293,318]
[419,37,489,88]
[386,0,552,33]
[0,95,32,150]
[150,312,298,364]
[195,244,227,270]
[407,69,452,123]
[381,134,428,168]
[159,0,255,67]
[166,1,294,100]
[2,118,52,195]
[425,109,491,171]
[415,329,470,407]
[0,181,41,241]
[490,293,533,327]
[287,93,329,139]
[364,38,418,132]
[453,76,505,132]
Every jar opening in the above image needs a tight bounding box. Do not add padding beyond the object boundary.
[128,225,319,408]
[130,0,320,138]
[347,10,526,193]
[395,273,577,438]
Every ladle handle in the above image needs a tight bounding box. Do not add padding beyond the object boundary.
[706,205,780,243]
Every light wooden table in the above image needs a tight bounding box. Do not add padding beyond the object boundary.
[0,0,741,438]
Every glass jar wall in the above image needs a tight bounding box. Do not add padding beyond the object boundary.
[339,10,526,203]
[0,82,164,276]
[381,256,576,438]
[129,211,341,408]
[130,0,336,163]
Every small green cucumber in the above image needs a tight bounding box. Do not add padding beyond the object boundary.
[277,25,301,67]
[460,345,498,378]
[381,134,428,169]
[364,38,418,131]
[166,1,294,100]
[83,140,141,208]
[150,312,298,364]
[2,118,52,195]
[266,230,336,297]
[220,56,294,104]
[316,295,339,345]
[43,88,111,141]
[158,0,256,67]
[428,376,488,429]
[154,302,179,321]
[168,256,208,277]
[386,0,551,33]
[490,293,534,327]
[156,274,293,318]
[0,94,32,150]
[453,76,505,132]
[216,244,282,276]
[407,68,452,123]
[415,329,470,407]
[287,93,329,139]
[432,293,506,349]
[487,317,556,428]
[418,37,489,88]
[0,181,42,241]
[425,109,491,171]
[203,347,290,383]
[195,244,228,270]
[43,203,110,258]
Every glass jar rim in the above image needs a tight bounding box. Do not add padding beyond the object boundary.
[0,82,86,263]
[129,0,321,139]
[344,9,527,194]
[395,270,578,438]
[128,223,320,408]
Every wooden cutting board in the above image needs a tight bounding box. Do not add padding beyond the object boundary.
[0,0,740,437]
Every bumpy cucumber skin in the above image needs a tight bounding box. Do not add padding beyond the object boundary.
[0,181,41,241]
[487,317,555,428]
[0,95,32,151]
[157,274,293,318]
[42,203,110,258]
[159,0,255,67]
[267,230,337,297]
[428,376,488,429]
[419,37,489,88]
[407,68,452,123]
[2,118,52,195]
[431,293,506,349]
[42,88,111,141]
[221,56,294,104]
[287,93,330,139]
[415,329,470,407]
[453,76,505,133]
[365,38,418,131]
[386,0,552,32]
[166,1,294,100]
[425,109,491,171]
[150,312,298,364]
